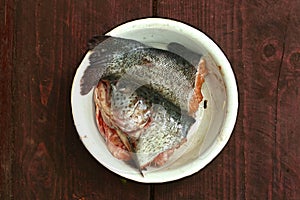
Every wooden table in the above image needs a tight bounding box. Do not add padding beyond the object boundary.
[1,0,300,199]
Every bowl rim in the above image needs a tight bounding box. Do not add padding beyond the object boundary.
[71,17,239,183]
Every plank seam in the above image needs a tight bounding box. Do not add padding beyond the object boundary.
[8,0,17,199]
[152,0,157,16]
[150,184,154,200]
[272,9,291,198]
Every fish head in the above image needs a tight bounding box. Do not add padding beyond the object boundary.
[108,77,152,137]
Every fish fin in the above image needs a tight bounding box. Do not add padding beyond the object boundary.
[87,35,111,50]
[181,114,196,137]
[80,36,148,95]
[139,170,144,177]
[125,135,145,176]
[167,42,202,67]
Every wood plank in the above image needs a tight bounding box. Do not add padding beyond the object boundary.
[0,0,14,198]
[154,0,299,199]
[11,0,152,199]
[273,1,300,199]
[241,0,299,199]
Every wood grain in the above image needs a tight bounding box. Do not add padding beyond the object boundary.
[10,0,152,199]
[274,1,300,198]
[0,0,14,198]
[241,0,300,199]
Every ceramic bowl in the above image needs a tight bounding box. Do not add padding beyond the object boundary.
[71,18,238,183]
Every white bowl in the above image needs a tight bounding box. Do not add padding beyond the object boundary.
[71,18,238,183]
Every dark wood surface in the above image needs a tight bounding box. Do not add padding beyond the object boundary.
[1,0,299,199]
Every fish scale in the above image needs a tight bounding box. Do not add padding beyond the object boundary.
[82,36,205,171]
[100,75,195,169]
[81,36,198,112]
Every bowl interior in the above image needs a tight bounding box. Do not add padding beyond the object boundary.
[71,18,238,183]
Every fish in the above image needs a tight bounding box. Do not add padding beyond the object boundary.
[94,75,196,169]
[167,42,202,67]
[81,36,207,171]
[81,36,206,114]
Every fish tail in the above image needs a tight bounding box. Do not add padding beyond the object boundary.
[80,66,102,95]
[80,36,148,95]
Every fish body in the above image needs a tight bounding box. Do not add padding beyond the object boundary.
[94,75,195,169]
[81,36,201,112]
[81,36,207,171]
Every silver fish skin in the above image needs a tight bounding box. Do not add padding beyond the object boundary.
[97,75,196,169]
[167,42,202,67]
[81,36,200,112]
